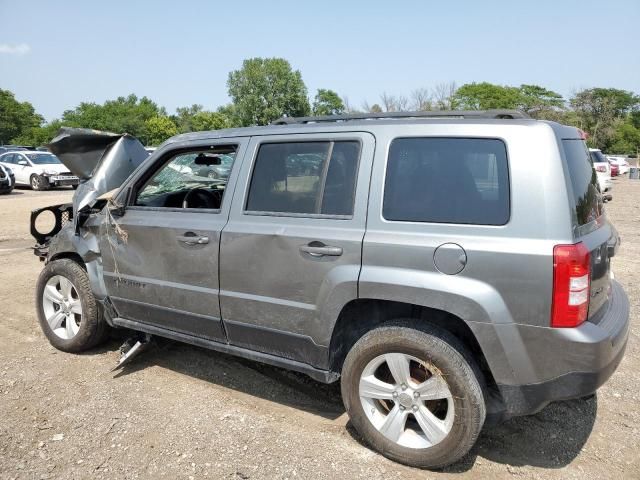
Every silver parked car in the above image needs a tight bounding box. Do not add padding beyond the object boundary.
[31,113,628,469]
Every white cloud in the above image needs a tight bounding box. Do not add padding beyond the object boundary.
[0,43,31,55]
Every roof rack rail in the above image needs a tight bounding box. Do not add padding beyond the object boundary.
[272,109,530,125]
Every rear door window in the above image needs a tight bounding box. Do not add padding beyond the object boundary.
[563,140,603,226]
[383,138,510,225]
[246,141,360,216]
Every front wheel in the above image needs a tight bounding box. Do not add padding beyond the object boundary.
[30,174,47,191]
[35,259,109,352]
[341,323,486,469]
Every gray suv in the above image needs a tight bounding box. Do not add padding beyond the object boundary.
[31,112,629,468]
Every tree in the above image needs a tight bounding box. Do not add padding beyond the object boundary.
[453,82,522,110]
[411,88,432,111]
[172,104,234,132]
[227,57,310,126]
[0,89,44,144]
[518,84,564,116]
[570,88,640,150]
[609,119,640,154]
[433,82,457,110]
[191,111,232,131]
[144,116,178,146]
[312,89,344,116]
[59,94,164,140]
[172,104,205,133]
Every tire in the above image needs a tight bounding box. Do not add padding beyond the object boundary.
[30,174,46,191]
[341,322,486,469]
[72,184,79,190]
[35,259,109,352]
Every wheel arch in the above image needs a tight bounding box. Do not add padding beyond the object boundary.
[327,298,503,409]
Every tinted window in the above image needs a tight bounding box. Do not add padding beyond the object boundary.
[564,140,603,226]
[246,141,360,216]
[0,154,14,164]
[383,138,510,225]
[590,150,606,163]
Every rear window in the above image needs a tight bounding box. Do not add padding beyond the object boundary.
[383,137,510,225]
[590,150,607,163]
[563,140,603,226]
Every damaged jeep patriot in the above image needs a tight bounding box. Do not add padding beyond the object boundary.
[32,111,629,468]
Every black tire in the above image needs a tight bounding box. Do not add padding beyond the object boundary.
[30,174,46,191]
[72,184,79,190]
[341,322,486,469]
[35,259,109,352]
[0,188,12,195]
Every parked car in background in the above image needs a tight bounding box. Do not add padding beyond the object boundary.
[608,155,630,175]
[30,114,629,469]
[0,151,79,190]
[590,148,612,198]
[0,164,15,194]
[0,145,28,155]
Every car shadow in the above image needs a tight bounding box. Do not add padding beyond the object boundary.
[110,336,597,466]
[111,336,345,421]
[0,189,24,196]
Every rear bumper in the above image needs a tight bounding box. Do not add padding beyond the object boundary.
[496,280,629,417]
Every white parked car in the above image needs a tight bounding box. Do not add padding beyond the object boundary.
[589,148,612,198]
[607,155,630,175]
[0,151,79,190]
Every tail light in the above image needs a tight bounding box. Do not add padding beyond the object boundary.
[595,165,607,172]
[551,243,590,328]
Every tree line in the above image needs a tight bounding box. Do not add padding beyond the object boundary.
[1,57,639,154]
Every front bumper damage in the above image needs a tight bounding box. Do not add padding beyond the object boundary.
[31,128,149,324]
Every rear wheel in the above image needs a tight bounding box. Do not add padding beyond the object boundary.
[341,323,485,469]
[35,259,109,352]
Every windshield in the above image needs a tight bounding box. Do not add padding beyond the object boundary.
[26,153,61,165]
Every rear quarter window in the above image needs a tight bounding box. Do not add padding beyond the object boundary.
[383,137,510,225]
[562,140,603,227]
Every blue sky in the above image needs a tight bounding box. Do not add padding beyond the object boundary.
[1,0,639,120]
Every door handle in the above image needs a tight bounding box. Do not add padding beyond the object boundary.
[300,243,343,257]
[177,233,209,245]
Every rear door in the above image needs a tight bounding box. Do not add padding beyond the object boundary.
[563,139,614,318]
[219,132,375,367]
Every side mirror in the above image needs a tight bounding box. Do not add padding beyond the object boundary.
[18,160,28,166]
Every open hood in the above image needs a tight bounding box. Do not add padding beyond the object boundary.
[48,128,149,212]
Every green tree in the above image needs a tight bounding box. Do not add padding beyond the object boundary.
[191,111,231,131]
[227,57,310,126]
[60,94,164,140]
[11,120,64,146]
[570,88,640,150]
[609,119,640,154]
[144,116,178,146]
[0,89,44,144]
[312,89,344,116]
[518,84,564,115]
[453,82,523,110]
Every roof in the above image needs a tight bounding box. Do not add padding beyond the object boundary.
[166,117,551,145]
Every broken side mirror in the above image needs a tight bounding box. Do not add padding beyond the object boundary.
[107,187,131,218]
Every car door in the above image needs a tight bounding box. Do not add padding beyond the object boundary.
[219,132,375,368]
[98,138,249,341]
[13,154,31,184]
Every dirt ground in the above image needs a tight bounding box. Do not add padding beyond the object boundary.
[0,179,638,480]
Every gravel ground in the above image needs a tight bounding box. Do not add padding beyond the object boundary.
[0,179,638,480]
